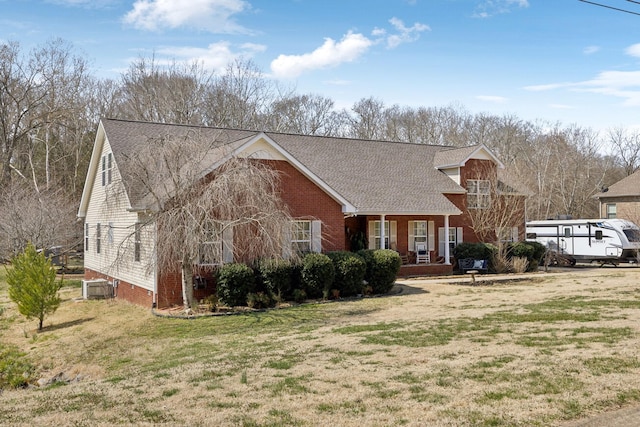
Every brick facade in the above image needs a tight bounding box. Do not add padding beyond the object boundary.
[265,159,345,252]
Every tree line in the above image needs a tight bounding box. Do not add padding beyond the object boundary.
[0,38,636,258]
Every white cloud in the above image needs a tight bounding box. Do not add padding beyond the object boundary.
[476,95,508,104]
[625,43,640,58]
[583,45,600,55]
[524,70,640,106]
[385,17,430,48]
[155,41,265,72]
[123,0,250,34]
[474,0,529,18]
[270,18,428,79]
[270,32,373,79]
[549,104,574,110]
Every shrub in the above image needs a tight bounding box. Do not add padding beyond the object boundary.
[257,259,293,299]
[326,251,366,297]
[359,249,401,294]
[292,288,307,303]
[0,345,34,389]
[216,263,256,307]
[246,292,273,309]
[300,253,334,298]
[453,242,496,261]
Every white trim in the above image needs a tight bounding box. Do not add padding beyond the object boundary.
[436,144,505,170]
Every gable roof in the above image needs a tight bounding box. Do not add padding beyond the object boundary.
[433,145,505,169]
[80,119,517,218]
[594,170,640,199]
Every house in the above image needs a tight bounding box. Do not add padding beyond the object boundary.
[77,118,525,308]
[594,170,640,223]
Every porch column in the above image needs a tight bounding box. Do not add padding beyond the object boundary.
[444,215,451,265]
[379,214,386,249]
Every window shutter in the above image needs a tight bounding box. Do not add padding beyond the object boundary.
[438,227,446,257]
[311,220,322,253]
[408,221,414,252]
[511,226,519,242]
[282,225,292,259]
[101,155,106,186]
[222,226,234,263]
[428,221,435,251]
[456,227,463,244]
[390,221,397,249]
[368,221,376,250]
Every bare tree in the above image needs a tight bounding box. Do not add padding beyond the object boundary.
[117,131,294,311]
[267,93,343,136]
[0,180,79,259]
[202,58,274,129]
[608,126,640,176]
[119,56,214,125]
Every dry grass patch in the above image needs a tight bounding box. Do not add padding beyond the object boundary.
[2,267,640,425]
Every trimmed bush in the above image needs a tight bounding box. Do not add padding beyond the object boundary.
[326,251,366,297]
[216,263,256,307]
[300,253,334,298]
[359,249,401,294]
[257,259,293,299]
[453,242,496,261]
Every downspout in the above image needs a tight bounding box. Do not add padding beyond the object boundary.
[444,215,451,265]
[152,220,158,308]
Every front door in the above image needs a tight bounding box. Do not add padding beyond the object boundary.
[559,226,573,255]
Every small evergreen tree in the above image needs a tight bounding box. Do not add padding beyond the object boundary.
[7,243,62,331]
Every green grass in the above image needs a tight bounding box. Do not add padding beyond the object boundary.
[2,271,640,426]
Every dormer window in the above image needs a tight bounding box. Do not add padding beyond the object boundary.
[467,179,490,209]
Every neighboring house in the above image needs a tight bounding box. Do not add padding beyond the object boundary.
[594,170,640,222]
[77,118,525,308]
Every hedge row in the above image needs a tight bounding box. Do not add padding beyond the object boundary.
[215,249,401,308]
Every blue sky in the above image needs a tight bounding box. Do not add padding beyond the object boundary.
[3,0,640,132]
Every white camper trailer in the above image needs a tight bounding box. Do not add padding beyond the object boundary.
[526,219,640,265]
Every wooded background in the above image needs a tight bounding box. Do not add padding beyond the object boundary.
[1,39,636,257]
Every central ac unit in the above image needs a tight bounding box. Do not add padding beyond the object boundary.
[82,279,113,299]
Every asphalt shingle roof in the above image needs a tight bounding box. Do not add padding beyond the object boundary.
[594,170,640,199]
[100,118,471,215]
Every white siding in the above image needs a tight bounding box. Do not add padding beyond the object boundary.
[442,167,461,185]
[84,137,155,291]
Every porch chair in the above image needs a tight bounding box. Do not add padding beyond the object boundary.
[415,243,430,264]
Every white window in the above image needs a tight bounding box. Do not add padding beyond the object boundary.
[467,179,491,209]
[287,220,321,256]
[368,220,398,250]
[291,220,312,254]
[606,204,616,219]
[198,225,234,265]
[408,220,435,252]
[101,153,113,186]
[438,227,463,257]
[199,226,222,265]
